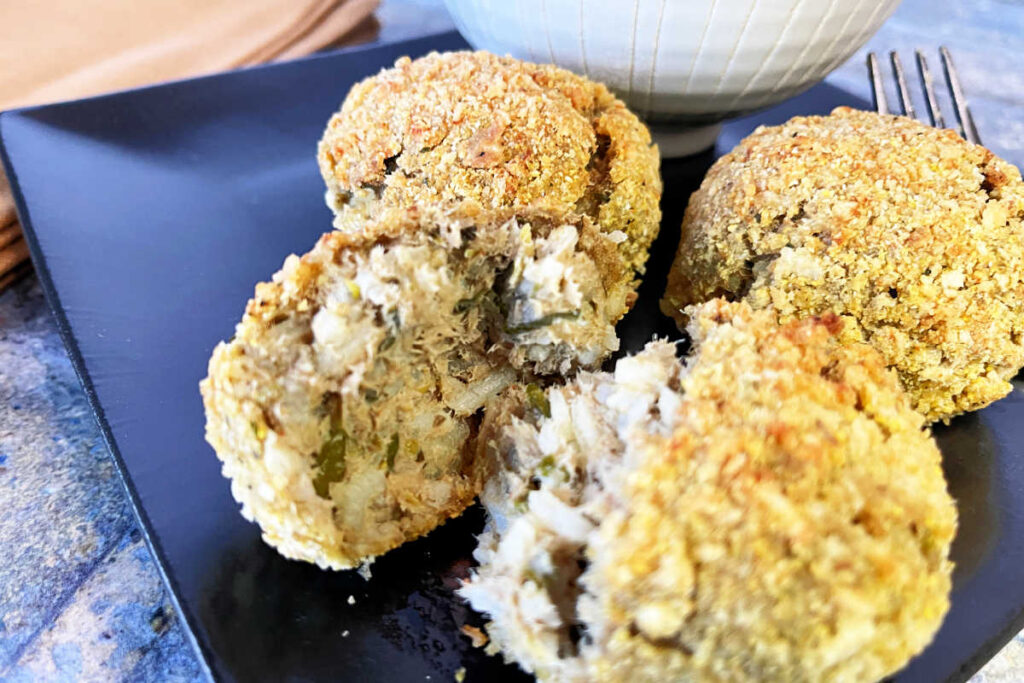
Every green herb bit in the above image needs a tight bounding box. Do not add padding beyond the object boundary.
[377,310,402,351]
[312,429,347,499]
[526,383,551,418]
[454,294,479,314]
[492,290,509,317]
[537,455,556,477]
[477,289,507,319]
[454,288,497,315]
[250,420,267,441]
[504,310,580,335]
[383,433,399,472]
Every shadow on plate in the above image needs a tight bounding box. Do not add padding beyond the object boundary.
[199,505,529,682]
[935,414,999,586]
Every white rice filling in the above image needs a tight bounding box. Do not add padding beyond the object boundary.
[460,341,684,679]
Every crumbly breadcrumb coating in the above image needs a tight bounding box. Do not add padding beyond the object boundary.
[318,50,662,275]
[463,300,956,682]
[201,205,631,569]
[661,107,1024,422]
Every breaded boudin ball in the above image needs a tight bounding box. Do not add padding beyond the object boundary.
[462,300,956,682]
[318,51,662,275]
[661,107,1024,422]
[201,204,632,570]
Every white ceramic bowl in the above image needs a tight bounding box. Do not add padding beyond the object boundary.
[444,0,901,155]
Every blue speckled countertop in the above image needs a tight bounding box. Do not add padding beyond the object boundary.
[1,0,1022,680]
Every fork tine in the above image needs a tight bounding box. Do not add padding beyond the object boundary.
[940,47,982,145]
[889,51,916,118]
[915,50,946,129]
[868,53,889,115]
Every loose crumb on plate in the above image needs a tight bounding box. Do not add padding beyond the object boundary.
[460,624,489,648]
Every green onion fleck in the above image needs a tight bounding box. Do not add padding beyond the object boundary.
[504,310,580,335]
[454,296,478,313]
[537,455,556,477]
[526,383,551,418]
[312,429,347,499]
[384,433,399,472]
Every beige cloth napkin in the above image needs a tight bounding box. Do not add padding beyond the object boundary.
[0,0,379,291]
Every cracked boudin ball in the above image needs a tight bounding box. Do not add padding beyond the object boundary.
[318,50,662,276]
[661,107,1024,422]
[462,300,956,682]
[201,204,633,570]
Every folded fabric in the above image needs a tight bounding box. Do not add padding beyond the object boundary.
[0,0,378,291]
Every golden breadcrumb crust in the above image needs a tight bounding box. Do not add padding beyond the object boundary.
[318,50,662,275]
[662,107,1024,422]
[463,300,955,682]
[588,300,956,682]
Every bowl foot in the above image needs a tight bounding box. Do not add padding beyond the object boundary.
[650,123,723,158]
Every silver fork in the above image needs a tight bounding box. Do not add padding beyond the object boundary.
[867,47,982,145]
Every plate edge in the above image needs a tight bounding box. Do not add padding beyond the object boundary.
[0,112,218,681]
[0,30,474,683]
[1,29,462,120]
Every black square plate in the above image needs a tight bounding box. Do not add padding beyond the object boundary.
[3,31,1023,683]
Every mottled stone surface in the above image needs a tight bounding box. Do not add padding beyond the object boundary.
[0,0,1022,680]
[0,278,203,682]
